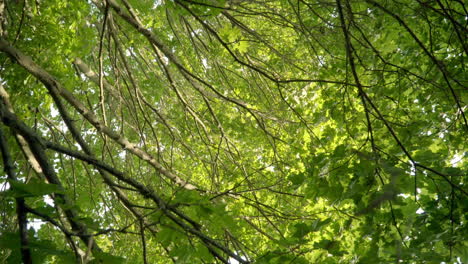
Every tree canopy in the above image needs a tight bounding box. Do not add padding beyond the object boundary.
[0,0,467,263]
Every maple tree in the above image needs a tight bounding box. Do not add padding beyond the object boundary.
[0,0,467,263]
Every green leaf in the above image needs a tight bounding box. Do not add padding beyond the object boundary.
[292,223,311,239]
[454,242,468,264]
[156,226,180,247]
[0,232,20,250]
[172,189,205,204]
[6,178,62,198]
[91,252,126,264]
[289,173,305,186]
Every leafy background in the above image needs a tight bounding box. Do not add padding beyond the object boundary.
[0,0,466,263]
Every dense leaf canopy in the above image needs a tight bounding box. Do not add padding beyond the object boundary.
[0,0,467,263]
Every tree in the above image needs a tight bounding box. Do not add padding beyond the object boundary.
[0,0,466,263]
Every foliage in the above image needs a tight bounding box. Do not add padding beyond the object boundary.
[0,0,466,263]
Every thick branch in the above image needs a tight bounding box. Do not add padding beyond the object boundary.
[0,126,32,264]
[0,100,102,253]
